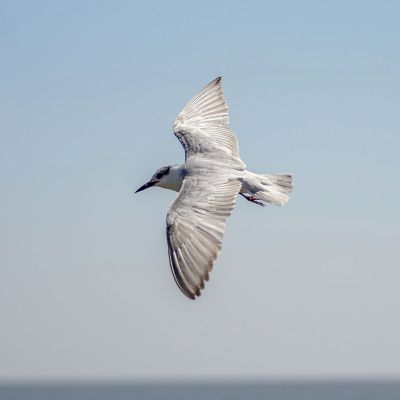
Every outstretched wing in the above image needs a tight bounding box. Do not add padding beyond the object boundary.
[173,77,246,169]
[166,173,241,299]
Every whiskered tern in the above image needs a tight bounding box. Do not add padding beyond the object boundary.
[136,77,292,299]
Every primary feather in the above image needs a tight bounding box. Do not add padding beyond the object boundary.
[173,77,246,169]
[166,175,241,299]
[136,77,292,300]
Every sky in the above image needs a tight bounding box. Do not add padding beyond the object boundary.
[1,0,399,382]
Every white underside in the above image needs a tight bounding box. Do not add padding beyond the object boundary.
[157,164,292,207]
[240,170,292,206]
[155,77,293,299]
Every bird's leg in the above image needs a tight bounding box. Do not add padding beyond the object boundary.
[240,193,265,207]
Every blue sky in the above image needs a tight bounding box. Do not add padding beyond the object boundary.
[1,0,399,380]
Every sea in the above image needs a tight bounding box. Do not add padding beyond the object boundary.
[1,381,400,400]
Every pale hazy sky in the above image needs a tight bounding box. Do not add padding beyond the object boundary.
[1,0,399,381]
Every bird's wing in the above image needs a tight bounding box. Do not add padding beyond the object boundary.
[173,77,246,169]
[166,172,241,299]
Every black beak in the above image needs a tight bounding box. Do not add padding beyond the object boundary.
[135,181,156,193]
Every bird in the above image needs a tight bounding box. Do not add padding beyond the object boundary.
[135,77,292,299]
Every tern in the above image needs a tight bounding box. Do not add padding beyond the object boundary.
[136,77,292,299]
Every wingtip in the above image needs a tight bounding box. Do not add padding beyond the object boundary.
[185,292,197,300]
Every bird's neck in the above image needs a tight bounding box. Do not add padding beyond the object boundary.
[159,164,184,192]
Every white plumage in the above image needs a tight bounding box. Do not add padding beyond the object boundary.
[136,77,292,299]
[173,77,245,169]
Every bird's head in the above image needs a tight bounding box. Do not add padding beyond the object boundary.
[135,165,173,193]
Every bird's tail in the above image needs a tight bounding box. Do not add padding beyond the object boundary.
[243,172,293,206]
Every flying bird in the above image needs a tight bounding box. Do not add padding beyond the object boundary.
[136,77,292,299]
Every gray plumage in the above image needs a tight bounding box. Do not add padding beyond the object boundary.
[136,77,292,299]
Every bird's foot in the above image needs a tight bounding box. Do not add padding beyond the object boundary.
[240,193,265,207]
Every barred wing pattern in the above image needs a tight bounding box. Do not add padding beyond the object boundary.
[173,77,246,169]
[166,174,241,299]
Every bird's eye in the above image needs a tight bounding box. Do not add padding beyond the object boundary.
[156,173,163,179]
